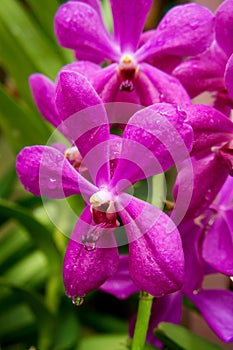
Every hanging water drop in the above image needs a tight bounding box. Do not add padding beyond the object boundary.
[72,295,85,306]
[83,241,96,252]
[48,178,57,190]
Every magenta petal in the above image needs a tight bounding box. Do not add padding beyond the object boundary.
[174,154,230,220]
[111,102,193,186]
[148,292,182,346]
[141,63,191,108]
[99,255,139,299]
[110,0,153,52]
[118,195,184,297]
[225,54,233,99]
[55,70,110,185]
[29,74,61,128]
[180,221,204,294]
[185,104,233,157]
[188,289,233,343]
[63,207,119,297]
[16,146,96,199]
[173,42,227,98]
[61,61,101,82]
[215,0,233,57]
[54,1,120,61]
[73,0,102,18]
[136,3,214,61]
[217,175,233,206]
[202,209,233,275]
[55,70,103,121]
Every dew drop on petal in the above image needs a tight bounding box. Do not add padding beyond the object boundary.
[48,178,57,190]
[83,241,96,252]
[72,296,85,306]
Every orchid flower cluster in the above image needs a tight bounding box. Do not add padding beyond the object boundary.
[16,0,233,348]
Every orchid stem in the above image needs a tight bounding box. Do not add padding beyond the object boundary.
[131,174,166,349]
[131,291,154,350]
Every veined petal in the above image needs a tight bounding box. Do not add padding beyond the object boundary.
[185,104,233,158]
[141,63,191,108]
[16,146,96,199]
[63,207,119,297]
[202,209,233,275]
[110,0,153,52]
[54,1,120,62]
[225,53,233,99]
[111,102,193,187]
[180,221,205,294]
[99,255,139,299]
[173,42,227,98]
[188,289,233,343]
[174,154,229,220]
[73,0,102,18]
[118,195,184,297]
[55,70,110,186]
[215,0,233,57]
[136,4,214,62]
[60,61,101,82]
[29,74,61,128]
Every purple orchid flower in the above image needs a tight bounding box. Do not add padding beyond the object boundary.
[16,71,193,302]
[173,0,233,116]
[101,207,233,346]
[174,104,233,220]
[54,0,214,106]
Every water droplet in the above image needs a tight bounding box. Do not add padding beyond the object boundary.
[189,21,199,30]
[72,296,85,306]
[83,241,96,252]
[55,153,64,163]
[156,38,165,47]
[48,178,57,190]
[159,94,165,101]
[193,289,200,295]
[159,22,167,30]
[204,189,212,201]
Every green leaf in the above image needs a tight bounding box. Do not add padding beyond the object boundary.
[25,0,73,63]
[79,334,128,350]
[0,278,55,350]
[0,167,16,199]
[155,322,224,350]
[0,199,61,272]
[0,85,50,154]
[0,0,66,79]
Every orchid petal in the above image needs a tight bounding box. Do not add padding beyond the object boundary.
[29,74,61,128]
[215,0,233,57]
[188,289,233,343]
[217,175,233,206]
[63,207,119,297]
[141,63,191,108]
[202,209,233,275]
[99,255,139,299]
[73,0,102,18]
[174,154,229,220]
[55,70,110,186]
[54,1,120,62]
[185,104,233,158]
[173,42,227,98]
[225,53,233,99]
[136,4,214,62]
[111,103,193,187]
[118,194,184,297]
[16,146,96,199]
[61,61,101,82]
[110,0,153,52]
[180,221,205,293]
